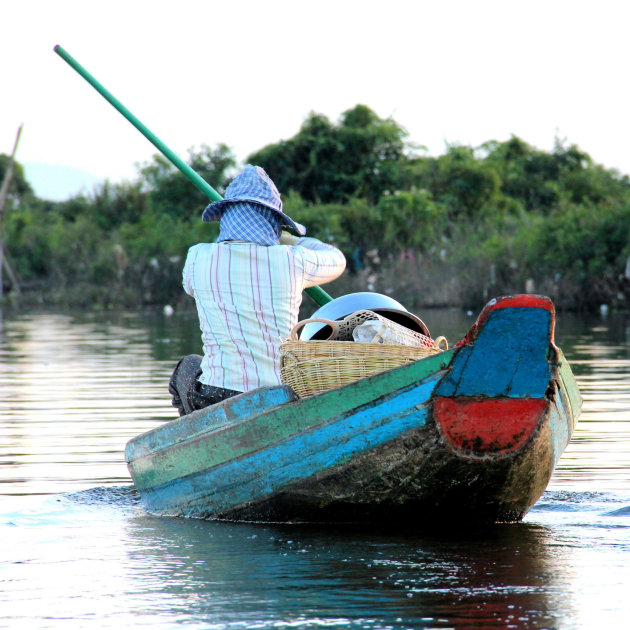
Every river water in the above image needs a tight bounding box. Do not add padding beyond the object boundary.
[1,305,629,629]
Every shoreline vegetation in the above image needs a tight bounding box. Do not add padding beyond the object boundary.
[2,105,630,313]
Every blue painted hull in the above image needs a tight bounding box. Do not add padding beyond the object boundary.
[126,295,581,524]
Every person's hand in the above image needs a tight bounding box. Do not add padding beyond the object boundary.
[280,231,300,245]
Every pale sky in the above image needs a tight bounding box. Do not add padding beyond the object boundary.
[3,0,630,199]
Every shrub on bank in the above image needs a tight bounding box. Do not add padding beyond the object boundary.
[2,107,630,311]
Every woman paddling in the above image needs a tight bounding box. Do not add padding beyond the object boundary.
[169,165,346,416]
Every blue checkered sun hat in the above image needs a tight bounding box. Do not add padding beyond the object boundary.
[202,165,306,236]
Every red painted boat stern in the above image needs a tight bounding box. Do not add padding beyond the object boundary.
[434,397,547,456]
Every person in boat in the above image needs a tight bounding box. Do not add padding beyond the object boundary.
[169,165,346,416]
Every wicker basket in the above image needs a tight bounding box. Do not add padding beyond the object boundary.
[280,315,447,397]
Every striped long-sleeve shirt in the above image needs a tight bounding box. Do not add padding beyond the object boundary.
[183,237,346,392]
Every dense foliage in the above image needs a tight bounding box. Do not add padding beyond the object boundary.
[2,105,630,311]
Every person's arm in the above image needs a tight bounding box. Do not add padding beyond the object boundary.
[182,245,199,297]
[282,233,346,287]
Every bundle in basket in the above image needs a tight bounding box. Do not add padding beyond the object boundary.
[280,311,447,398]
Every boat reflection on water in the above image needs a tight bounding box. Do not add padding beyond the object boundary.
[121,513,571,629]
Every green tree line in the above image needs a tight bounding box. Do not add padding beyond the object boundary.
[2,104,630,311]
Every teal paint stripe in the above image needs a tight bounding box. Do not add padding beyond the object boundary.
[140,374,442,516]
[436,308,552,398]
[126,386,297,460]
[557,349,582,422]
[546,386,572,467]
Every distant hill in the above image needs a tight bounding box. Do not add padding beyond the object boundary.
[23,162,105,201]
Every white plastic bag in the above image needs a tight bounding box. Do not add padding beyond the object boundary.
[352,320,400,344]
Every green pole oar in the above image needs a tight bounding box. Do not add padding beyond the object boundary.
[53,45,333,306]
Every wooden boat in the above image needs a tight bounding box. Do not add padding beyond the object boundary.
[125,294,581,525]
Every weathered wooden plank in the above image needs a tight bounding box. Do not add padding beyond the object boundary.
[132,370,445,492]
[434,397,547,455]
[125,385,298,460]
[139,374,444,514]
[127,348,455,487]
[556,347,583,425]
[435,307,552,398]
[546,381,574,465]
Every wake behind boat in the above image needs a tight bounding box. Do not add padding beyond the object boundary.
[125,294,581,525]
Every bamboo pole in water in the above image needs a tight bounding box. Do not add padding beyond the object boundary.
[53,45,333,307]
[0,124,24,300]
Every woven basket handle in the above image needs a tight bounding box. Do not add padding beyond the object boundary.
[289,318,340,341]
[433,336,448,351]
